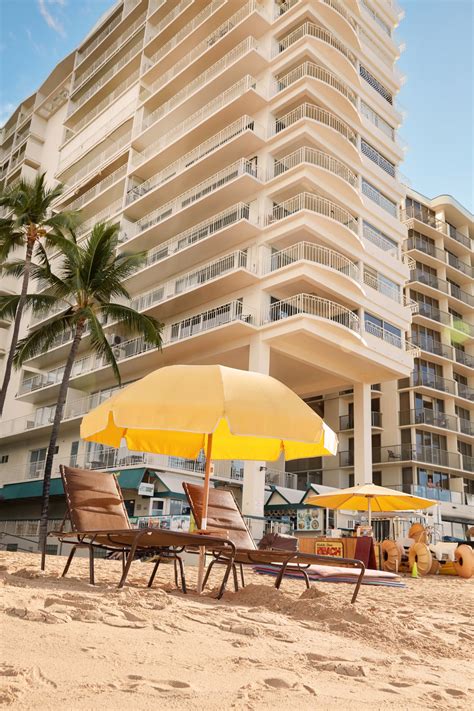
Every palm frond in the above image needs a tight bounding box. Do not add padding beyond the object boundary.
[86,309,121,385]
[99,303,163,347]
[0,259,27,278]
[13,313,77,366]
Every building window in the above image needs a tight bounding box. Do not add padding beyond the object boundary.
[0,455,8,464]
[373,471,382,486]
[28,448,47,479]
[70,441,79,467]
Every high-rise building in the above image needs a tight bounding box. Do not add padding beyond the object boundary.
[0,0,427,546]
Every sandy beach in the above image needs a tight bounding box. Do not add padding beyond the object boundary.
[0,551,473,710]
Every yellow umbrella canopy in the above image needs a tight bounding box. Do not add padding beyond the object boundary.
[80,364,338,460]
[306,483,436,526]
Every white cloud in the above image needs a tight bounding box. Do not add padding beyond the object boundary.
[37,0,67,37]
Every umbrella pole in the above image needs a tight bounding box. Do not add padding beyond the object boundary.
[197,434,213,594]
[368,497,372,528]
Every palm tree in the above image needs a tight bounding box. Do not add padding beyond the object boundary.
[0,173,79,415]
[10,222,163,562]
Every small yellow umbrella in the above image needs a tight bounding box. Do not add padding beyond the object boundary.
[306,483,436,526]
[81,364,338,589]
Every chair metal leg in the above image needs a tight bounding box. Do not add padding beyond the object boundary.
[88,544,95,585]
[118,540,139,588]
[147,558,161,588]
[217,553,235,600]
[239,564,245,588]
[351,563,366,604]
[274,559,290,589]
[202,559,216,590]
[121,550,126,572]
[173,558,179,587]
[62,546,77,578]
[301,567,310,589]
[176,555,187,594]
[232,564,239,592]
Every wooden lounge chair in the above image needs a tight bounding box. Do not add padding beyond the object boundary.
[183,483,365,603]
[46,466,236,598]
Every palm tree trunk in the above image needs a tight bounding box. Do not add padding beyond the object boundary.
[39,319,86,568]
[0,237,34,416]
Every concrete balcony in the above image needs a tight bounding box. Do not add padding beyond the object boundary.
[75,199,123,239]
[399,371,473,402]
[268,102,360,165]
[77,11,122,65]
[273,20,359,86]
[123,158,261,248]
[264,242,360,283]
[271,60,360,125]
[142,1,270,101]
[409,268,474,309]
[139,37,267,139]
[123,203,259,292]
[17,300,257,403]
[399,408,459,433]
[267,146,360,206]
[402,206,472,253]
[71,70,139,134]
[411,335,454,362]
[405,235,473,282]
[131,75,266,166]
[126,116,264,215]
[65,164,127,214]
[361,179,398,218]
[145,0,197,50]
[339,411,382,430]
[373,445,463,472]
[413,302,474,341]
[130,250,258,319]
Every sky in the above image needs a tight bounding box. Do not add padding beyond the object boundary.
[0,0,473,210]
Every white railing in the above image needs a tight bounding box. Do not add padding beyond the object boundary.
[362,221,398,256]
[60,134,131,192]
[363,270,401,303]
[133,75,257,162]
[127,116,260,204]
[321,0,358,29]
[266,191,358,233]
[67,164,127,212]
[145,0,193,44]
[144,0,226,70]
[270,102,358,146]
[142,37,260,131]
[361,0,391,36]
[135,159,259,234]
[76,199,123,237]
[58,101,134,172]
[73,70,139,133]
[361,139,396,177]
[18,301,256,396]
[361,180,398,217]
[274,21,357,66]
[267,293,360,332]
[70,38,143,115]
[358,27,392,68]
[77,12,123,64]
[73,13,146,91]
[273,0,299,18]
[131,250,252,313]
[360,100,395,141]
[270,146,358,186]
[364,320,417,354]
[145,1,264,95]
[30,299,70,327]
[273,60,357,105]
[122,203,252,267]
[265,242,360,282]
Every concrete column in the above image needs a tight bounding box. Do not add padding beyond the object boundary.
[242,336,271,540]
[354,382,372,485]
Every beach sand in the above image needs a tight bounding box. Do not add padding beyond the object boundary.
[0,550,473,710]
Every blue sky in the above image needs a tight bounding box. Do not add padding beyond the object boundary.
[0,0,472,210]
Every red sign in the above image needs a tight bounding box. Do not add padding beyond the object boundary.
[315,541,344,557]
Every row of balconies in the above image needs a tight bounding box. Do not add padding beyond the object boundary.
[409,268,474,308]
[72,70,140,135]
[405,235,473,280]
[411,335,474,369]
[399,408,473,437]
[413,301,474,339]
[18,290,416,398]
[340,445,473,473]
[402,206,472,251]
[399,371,474,402]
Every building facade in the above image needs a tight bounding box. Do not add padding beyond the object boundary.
[0,0,434,545]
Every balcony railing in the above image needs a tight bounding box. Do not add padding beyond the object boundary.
[402,207,472,250]
[454,348,474,368]
[131,251,253,313]
[361,179,397,217]
[405,235,473,279]
[457,382,474,402]
[66,164,127,212]
[362,221,398,257]
[73,70,140,133]
[75,199,123,238]
[269,146,358,186]
[267,293,360,333]
[273,61,357,106]
[270,102,358,146]
[142,37,261,131]
[459,418,474,436]
[124,203,252,266]
[462,454,474,472]
[370,445,462,469]
[144,0,226,71]
[73,13,146,91]
[274,21,357,66]
[411,335,453,360]
[134,159,259,235]
[77,12,122,63]
[339,411,382,430]
[266,191,358,233]
[145,0,193,44]
[264,242,359,282]
[127,116,261,204]
[363,271,401,304]
[132,75,258,165]
[145,2,264,96]
[359,100,395,142]
[414,301,452,327]
[18,301,256,396]
[399,408,458,431]
[59,135,130,189]
[364,320,417,354]
[399,370,456,395]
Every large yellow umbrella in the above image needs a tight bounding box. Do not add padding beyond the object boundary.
[81,364,338,589]
[306,483,436,526]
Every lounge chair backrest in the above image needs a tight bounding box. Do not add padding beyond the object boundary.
[183,483,255,550]
[60,465,131,532]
